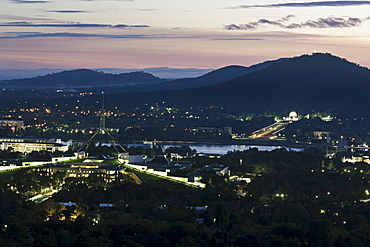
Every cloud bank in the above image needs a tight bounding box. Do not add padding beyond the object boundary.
[0,32,153,39]
[0,22,149,29]
[225,16,370,30]
[0,32,199,39]
[81,0,134,1]
[47,10,91,13]
[234,1,370,8]
[11,0,49,3]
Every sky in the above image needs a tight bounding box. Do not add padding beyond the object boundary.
[1,0,370,78]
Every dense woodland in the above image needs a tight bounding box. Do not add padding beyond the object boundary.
[1,149,370,246]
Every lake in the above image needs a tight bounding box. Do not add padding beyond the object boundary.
[163,144,303,155]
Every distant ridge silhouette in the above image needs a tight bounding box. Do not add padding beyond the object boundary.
[2,53,370,116]
[0,58,285,91]
[112,53,370,116]
[0,69,165,88]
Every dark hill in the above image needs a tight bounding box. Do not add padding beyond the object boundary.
[110,58,286,93]
[0,69,164,88]
[190,53,370,114]
[0,59,282,91]
[158,58,286,90]
[117,53,370,116]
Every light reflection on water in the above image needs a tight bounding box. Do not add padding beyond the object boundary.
[163,144,303,155]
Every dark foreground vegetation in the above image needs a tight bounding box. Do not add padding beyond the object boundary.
[1,149,370,246]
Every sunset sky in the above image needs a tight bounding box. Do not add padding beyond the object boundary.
[2,0,370,76]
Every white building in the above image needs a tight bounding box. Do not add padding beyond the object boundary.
[0,119,24,128]
[283,111,299,122]
[342,155,370,164]
[0,137,68,153]
[0,119,24,131]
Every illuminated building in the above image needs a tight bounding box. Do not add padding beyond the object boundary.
[342,155,370,164]
[321,139,348,157]
[38,162,143,184]
[283,111,299,122]
[0,119,24,132]
[313,130,335,140]
[190,126,232,135]
[0,137,68,153]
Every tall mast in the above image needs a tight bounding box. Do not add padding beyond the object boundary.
[77,91,126,154]
[99,92,105,130]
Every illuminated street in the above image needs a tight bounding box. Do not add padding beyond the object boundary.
[233,122,288,140]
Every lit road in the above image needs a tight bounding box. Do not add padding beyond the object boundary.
[29,194,51,204]
[249,122,288,140]
[0,166,20,171]
[28,190,59,204]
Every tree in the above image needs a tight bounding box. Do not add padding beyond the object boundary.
[270,223,304,241]
[307,219,335,247]
[42,201,66,220]
[214,202,229,230]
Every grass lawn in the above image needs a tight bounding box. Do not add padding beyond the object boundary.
[0,169,19,178]
[125,167,162,182]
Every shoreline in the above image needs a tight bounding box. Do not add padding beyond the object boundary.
[151,139,316,149]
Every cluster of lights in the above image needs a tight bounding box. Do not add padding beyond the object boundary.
[79,92,93,96]
[19,108,40,112]
[35,123,47,127]
[275,193,287,198]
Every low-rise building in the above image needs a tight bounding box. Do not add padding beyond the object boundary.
[0,119,24,131]
[313,130,335,140]
[0,136,68,153]
[190,126,232,135]
[321,139,348,156]
[141,155,194,173]
[186,164,230,183]
[125,155,204,187]
[343,155,370,164]
[38,162,127,183]
[203,164,230,176]
[128,141,154,149]
[197,153,222,159]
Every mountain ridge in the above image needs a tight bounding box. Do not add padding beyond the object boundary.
[0,58,285,91]
[111,53,370,116]
[0,69,165,88]
[150,58,286,91]
[2,53,370,117]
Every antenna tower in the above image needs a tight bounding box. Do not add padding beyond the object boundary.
[77,92,126,155]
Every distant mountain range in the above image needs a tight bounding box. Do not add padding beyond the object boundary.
[0,69,165,88]
[138,58,286,92]
[2,53,370,116]
[113,53,370,116]
[0,67,213,80]
[0,58,284,91]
